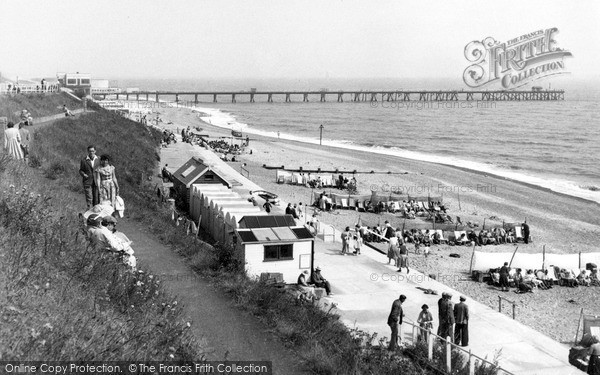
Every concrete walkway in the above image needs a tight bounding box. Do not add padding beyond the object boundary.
[160,136,585,375]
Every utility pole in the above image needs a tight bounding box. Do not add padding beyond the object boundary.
[319,124,324,146]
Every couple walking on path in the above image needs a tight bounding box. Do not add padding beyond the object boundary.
[79,145,120,209]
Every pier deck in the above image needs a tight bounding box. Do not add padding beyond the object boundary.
[99,89,565,103]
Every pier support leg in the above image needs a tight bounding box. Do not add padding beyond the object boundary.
[303,93,308,102]
[285,93,291,103]
[268,94,273,103]
[213,94,217,103]
[175,94,179,103]
[232,94,236,103]
[320,93,326,102]
[126,94,129,100]
[195,94,198,104]
[250,93,255,103]
[155,93,159,102]
[338,93,343,102]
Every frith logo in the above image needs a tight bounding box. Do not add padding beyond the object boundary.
[463,28,572,89]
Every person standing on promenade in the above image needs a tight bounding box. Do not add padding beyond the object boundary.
[499,262,511,292]
[94,154,120,207]
[263,199,272,213]
[417,304,434,342]
[4,122,24,160]
[341,226,350,255]
[454,296,469,346]
[397,240,410,274]
[387,294,407,350]
[79,145,100,208]
[522,222,530,244]
[437,292,454,342]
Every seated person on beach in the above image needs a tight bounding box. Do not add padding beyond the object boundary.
[535,269,553,289]
[311,267,333,296]
[590,268,600,286]
[523,269,543,289]
[296,270,316,300]
[432,231,442,245]
[577,269,591,287]
[456,233,468,246]
[467,231,480,246]
[422,230,432,246]
[561,269,578,287]
[506,229,515,243]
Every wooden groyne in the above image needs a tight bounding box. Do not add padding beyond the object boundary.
[98,89,565,103]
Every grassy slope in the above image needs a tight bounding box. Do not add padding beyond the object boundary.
[1,98,499,374]
[0,104,202,360]
[0,93,81,123]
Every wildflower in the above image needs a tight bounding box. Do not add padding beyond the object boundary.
[149,275,154,279]
[43,323,53,330]
[186,322,191,327]
[169,354,174,359]
[136,281,143,287]
[173,301,178,306]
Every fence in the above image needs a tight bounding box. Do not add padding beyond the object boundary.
[403,320,514,374]
[0,83,59,94]
[498,296,517,319]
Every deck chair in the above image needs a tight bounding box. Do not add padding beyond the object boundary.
[434,229,447,244]
[454,230,468,245]
[357,200,365,212]
[421,230,433,241]
[341,198,349,209]
[348,198,356,210]
[514,226,523,241]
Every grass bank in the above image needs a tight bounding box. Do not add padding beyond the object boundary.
[0,155,202,361]
[0,93,81,123]
[21,102,498,374]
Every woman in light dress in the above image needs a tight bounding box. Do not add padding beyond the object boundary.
[3,122,24,160]
[94,154,120,207]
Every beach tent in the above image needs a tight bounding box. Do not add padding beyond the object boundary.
[471,250,600,272]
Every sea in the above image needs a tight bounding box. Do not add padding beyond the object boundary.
[114,77,600,204]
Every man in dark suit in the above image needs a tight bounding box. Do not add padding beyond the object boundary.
[454,296,469,346]
[387,294,406,350]
[79,145,100,208]
[522,222,530,244]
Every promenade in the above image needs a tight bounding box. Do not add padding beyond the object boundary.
[159,136,584,375]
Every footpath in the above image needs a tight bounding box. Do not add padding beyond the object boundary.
[117,219,307,375]
[158,138,584,375]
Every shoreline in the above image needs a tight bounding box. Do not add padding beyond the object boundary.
[187,104,600,205]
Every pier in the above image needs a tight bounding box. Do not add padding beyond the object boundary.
[99,89,565,103]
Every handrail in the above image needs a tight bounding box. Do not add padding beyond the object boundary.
[402,320,514,374]
[498,295,517,319]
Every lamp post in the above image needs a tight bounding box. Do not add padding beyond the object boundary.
[319,124,324,146]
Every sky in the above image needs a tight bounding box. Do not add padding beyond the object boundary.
[1,0,598,82]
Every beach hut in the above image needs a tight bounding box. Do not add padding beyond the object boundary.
[235,215,315,283]
[172,157,232,210]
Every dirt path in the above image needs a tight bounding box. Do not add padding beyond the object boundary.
[118,219,309,375]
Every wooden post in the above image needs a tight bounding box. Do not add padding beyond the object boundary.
[579,251,582,269]
[509,246,519,267]
[469,244,476,273]
[457,191,461,211]
[469,350,475,375]
[446,337,452,373]
[574,308,584,344]
[498,296,502,313]
[428,334,433,360]
[412,325,416,344]
[512,302,516,319]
